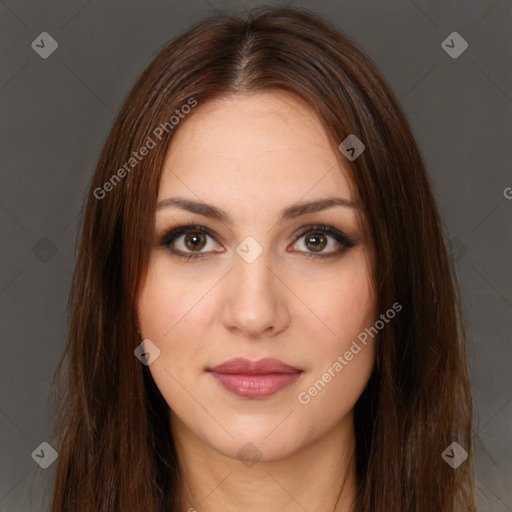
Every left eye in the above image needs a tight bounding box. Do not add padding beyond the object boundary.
[289,225,356,258]
[292,231,339,254]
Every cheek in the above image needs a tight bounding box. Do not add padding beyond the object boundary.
[296,287,377,425]
[297,346,375,434]
[136,260,209,407]
[305,257,376,345]
[295,256,377,406]
[137,255,212,340]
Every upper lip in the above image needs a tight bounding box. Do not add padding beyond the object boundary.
[207,357,303,374]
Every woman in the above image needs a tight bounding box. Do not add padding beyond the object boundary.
[50,6,476,511]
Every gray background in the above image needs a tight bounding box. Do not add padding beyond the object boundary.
[0,0,511,510]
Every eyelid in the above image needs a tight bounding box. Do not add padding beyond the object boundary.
[159,224,218,246]
[292,224,357,249]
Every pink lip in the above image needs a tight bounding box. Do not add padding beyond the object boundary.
[207,358,303,399]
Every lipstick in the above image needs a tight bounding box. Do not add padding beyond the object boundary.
[207,357,303,399]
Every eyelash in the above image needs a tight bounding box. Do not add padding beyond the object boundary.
[159,223,357,261]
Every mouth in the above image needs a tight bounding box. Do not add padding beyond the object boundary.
[206,357,304,399]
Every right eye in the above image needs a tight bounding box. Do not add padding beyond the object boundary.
[159,224,224,261]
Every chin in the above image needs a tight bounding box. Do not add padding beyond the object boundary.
[197,416,308,463]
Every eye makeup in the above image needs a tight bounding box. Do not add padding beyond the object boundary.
[157,222,358,262]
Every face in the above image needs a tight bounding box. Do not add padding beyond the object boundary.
[136,91,377,462]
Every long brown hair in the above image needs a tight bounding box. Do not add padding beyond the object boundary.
[49,6,476,511]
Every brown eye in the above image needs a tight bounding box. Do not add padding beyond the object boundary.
[160,225,220,260]
[290,224,357,259]
[184,232,207,251]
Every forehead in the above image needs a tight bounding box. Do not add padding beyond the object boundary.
[158,91,355,214]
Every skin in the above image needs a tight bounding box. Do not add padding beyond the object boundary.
[136,91,378,512]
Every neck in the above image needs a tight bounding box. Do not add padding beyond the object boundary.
[171,411,358,512]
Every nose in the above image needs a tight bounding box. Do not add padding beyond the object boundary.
[220,248,291,339]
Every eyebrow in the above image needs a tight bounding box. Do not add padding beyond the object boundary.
[155,196,358,225]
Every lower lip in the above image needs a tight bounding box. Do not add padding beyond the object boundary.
[209,371,302,399]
